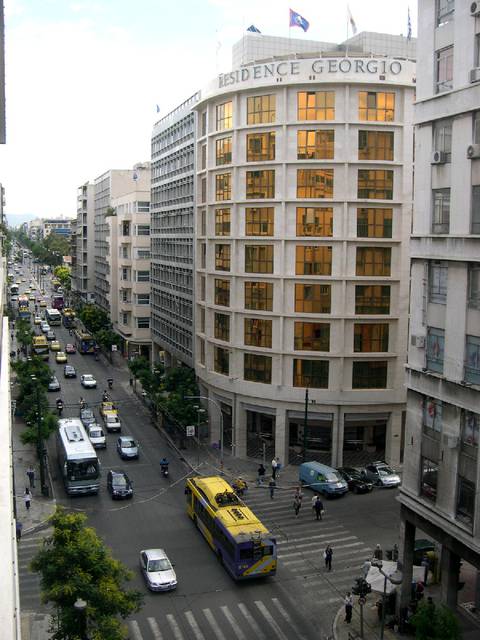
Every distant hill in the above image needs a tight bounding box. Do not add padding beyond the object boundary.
[5,213,38,227]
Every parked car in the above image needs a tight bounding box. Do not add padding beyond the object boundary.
[47,376,60,392]
[65,343,76,354]
[299,461,348,498]
[80,374,97,389]
[139,549,177,592]
[337,467,373,494]
[362,461,401,488]
[116,436,139,460]
[103,411,121,433]
[46,330,56,341]
[80,407,96,427]
[64,364,76,378]
[107,469,133,499]
[88,424,106,449]
[55,351,67,364]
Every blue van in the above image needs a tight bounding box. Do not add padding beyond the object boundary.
[299,461,348,498]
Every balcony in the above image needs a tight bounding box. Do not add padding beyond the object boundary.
[410,235,480,262]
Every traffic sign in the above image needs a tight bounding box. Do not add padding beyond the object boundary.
[359,596,366,605]
[186,425,195,437]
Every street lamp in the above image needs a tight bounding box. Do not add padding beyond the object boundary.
[74,597,88,640]
[193,406,206,468]
[185,395,225,474]
[371,560,403,640]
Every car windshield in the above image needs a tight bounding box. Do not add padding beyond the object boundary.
[84,375,94,381]
[90,429,103,438]
[66,459,99,480]
[147,559,170,572]
[113,476,127,487]
[378,467,395,476]
[82,409,94,419]
[326,472,343,483]
[122,440,135,448]
[107,415,118,423]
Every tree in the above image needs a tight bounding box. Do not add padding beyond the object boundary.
[15,318,34,356]
[411,600,461,640]
[79,305,110,334]
[160,366,199,427]
[95,327,121,352]
[31,508,143,640]
[54,265,71,291]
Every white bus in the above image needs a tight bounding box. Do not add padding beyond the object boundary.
[56,418,100,495]
[45,308,62,326]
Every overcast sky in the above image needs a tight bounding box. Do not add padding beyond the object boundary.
[0,0,417,220]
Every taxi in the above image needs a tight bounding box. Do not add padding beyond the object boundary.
[29,293,35,301]
[100,401,116,417]
[34,316,42,325]
[39,300,47,307]
[50,340,61,352]
[55,351,67,364]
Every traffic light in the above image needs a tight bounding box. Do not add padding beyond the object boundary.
[352,577,372,597]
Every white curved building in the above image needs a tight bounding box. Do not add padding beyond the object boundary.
[194,42,415,468]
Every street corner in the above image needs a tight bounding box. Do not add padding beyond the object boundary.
[20,496,56,536]
[333,600,399,640]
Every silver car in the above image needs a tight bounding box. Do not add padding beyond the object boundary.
[362,461,401,488]
[116,436,139,460]
[80,374,97,389]
[88,424,106,449]
[139,549,177,592]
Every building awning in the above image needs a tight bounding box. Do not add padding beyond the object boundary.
[344,413,390,423]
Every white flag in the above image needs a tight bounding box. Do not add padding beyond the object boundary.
[347,5,357,35]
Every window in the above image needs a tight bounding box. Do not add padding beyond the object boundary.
[199,338,205,365]
[472,185,480,234]
[121,268,129,281]
[296,246,332,275]
[432,188,450,233]
[136,224,150,236]
[465,335,480,384]
[201,111,207,136]
[297,91,335,120]
[463,411,480,448]
[136,270,150,282]
[215,244,231,271]
[200,276,205,301]
[436,46,453,94]
[437,0,454,26]
[358,131,394,161]
[295,284,331,313]
[244,318,272,347]
[352,361,387,388]
[358,170,393,200]
[201,177,207,203]
[474,111,480,145]
[297,169,334,199]
[296,207,333,237]
[357,208,392,238]
[426,327,445,373]
[246,170,275,199]
[354,324,389,352]
[214,313,230,341]
[214,279,230,307]
[293,359,329,388]
[215,208,231,236]
[433,120,452,161]
[199,307,205,333]
[137,201,150,213]
[244,353,272,383]
[136,249,150,260]
[245,282,273,311]
[247,95,276,124]
[136,317,150,329]
[297,130,334,159]
[429,262,448,303]
[245,208,274,236]
[122,221,130,236]
[200,243,206,269]
[215,173,231,201]
[201,144,206,170]
[423,397,443,434]
[136,293,150,305]
[421,458,438,502]
[121,312,129,325]
[216,101,232,131]
[355,285,391,314]
[468,265,480,308]
[216,137,232,165]
[294,323,330,351]
[214,346,230,375]
[456,477,475,526]
[358,92,395,122]
[246,132,275,161]
[356,247,391,276]
[245,245,274,273]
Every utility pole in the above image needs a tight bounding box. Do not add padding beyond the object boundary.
[302,387,309,462]
[31,375,48,496]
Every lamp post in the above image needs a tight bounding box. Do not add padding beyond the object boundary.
[74,597,88,640]
[193,406,206,468]
[185,395,224,474]
[371,560,403,640]
[30,375,48,497]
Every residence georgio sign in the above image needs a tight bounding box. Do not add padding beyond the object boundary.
[218,58,403,89]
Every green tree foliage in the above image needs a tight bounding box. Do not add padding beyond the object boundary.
[95,327,121,351]
[15,318,34,354]
[31,508,143,640]
[14,229,70,266]
[79,305,110,334]
[411,600,461,640]
[53,265,71,291]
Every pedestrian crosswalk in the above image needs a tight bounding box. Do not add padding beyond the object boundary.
[18,528,50,612]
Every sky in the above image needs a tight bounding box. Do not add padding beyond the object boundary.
[0,0,417,221]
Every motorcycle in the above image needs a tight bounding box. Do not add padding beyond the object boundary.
[56,401,64,416]
[160,465,169,478]
[107,378,113,389]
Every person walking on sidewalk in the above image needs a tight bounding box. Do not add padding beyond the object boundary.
[271,457,279,479]
[23,488,32,511]
[16,521,23,542]
[26,465,35,489]
[313,495,324,520]
[324,544,333,571]
[257,463,266,485]
[269,478,276,499]
[344,592,353,623]
[362,558,372,579]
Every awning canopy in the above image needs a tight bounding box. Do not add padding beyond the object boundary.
[367,561,425,594]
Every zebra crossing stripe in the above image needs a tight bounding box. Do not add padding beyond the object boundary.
[203,608,227,640]
[129,620,143,640]
[184,611,206,640]
[237,603,267,640]
[278,535,356,555]
[166,613,185,640]
[271,598,308,640]
[279,540,363,560]
[147,617,164,640]
[220,605,247,640]
[254,600,289,640]
[277,528,345,545]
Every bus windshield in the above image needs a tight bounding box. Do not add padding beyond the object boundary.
[67,459,99,481]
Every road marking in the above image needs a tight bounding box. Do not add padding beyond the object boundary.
[166,613,185,640]
[203,608,227,640]
[220,605,246,640]
[237,603,266,640]
[276,528,345,545]
[277,535,356,555]
[184,611,206,640]
[147,617,164,640]
[129,620,143,640]
[282,544,368,566]
[254,600,289,640]
[271,598,308,640]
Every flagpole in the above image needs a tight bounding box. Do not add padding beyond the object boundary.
[346,5,349,57]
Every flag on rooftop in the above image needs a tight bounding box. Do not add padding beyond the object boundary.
[247,25,261,33]
[289,9,309,32]
[347,5,357,35]
[156,105,160,113]
[407,7,412,40]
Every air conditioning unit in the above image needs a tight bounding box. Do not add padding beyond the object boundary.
[471,2,480,16]
[470,68,480,83]
[467,144,480,159]
[431,150,446,164]
[410,335,425,348]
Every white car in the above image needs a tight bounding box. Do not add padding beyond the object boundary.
[80,374,97,389]
[41,323,50,333]
[139,549,177,592]
[87,424,106,449]
[103,411,122,433]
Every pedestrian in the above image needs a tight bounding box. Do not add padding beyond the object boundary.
[294,485,303,501]
[23,488,32,511]
[269,478,276,499]
[293,495,302,518]
[392,543,399,562]
[271,457,278,479]
[415,581,424,602]
[324,544,333,571]
[276,457,282,479]
[421,554,430,586]
[26,465,35,489]
[257,463,266,485]
[314,495,324,520]
[129,378,133,387]
[362,558,372,579]
[344,592,353,623]
[16,521,23,542]
[373,544,383,561]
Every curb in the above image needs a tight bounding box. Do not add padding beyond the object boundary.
[332,606,342,640]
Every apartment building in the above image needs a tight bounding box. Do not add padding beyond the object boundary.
[71,182,95,304]
[399,0,480,609]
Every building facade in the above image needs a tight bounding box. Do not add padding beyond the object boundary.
[71,182,95,304]
[194,36,415,467]
[399,0,480,609]
[150,93,200,367]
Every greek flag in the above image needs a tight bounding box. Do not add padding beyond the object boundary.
[247,25,261,33]
[407,7,412,40]
[289,9,309,32]
[347,5,357,35]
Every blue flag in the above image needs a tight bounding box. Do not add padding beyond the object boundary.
[247,25,261,33]
[407,7,412,40]
[289,8,309,32]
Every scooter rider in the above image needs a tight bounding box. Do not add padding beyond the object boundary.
[160,457,169,475]
[107,377,113,389]
[56,398,64,416]
[102,390,110,402]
